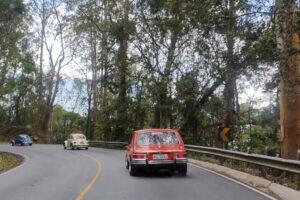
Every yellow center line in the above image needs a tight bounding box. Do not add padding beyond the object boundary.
[75,153,102,200]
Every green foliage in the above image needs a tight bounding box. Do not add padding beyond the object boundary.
[246,27,277,64]
[0,0,283,156]
[239,104,280,155]
[49,106,86,143]
[0,0,38,130]
[139,0,190,35]
[241,125,279,155]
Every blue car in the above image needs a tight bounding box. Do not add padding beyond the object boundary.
[11,134,33,146]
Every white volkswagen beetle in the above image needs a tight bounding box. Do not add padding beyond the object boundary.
[64,133,89,150]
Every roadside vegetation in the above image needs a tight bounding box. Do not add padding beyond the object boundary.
[0,0,299,159]
[0,152,23,173]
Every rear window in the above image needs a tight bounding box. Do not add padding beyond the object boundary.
[20,135,30,139]
[137,132,179,145]
[73,134,86,140]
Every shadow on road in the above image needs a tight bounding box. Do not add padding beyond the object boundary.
[132,170,189,179]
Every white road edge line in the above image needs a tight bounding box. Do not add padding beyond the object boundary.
[0,152,29,177]
[188,163,278,200]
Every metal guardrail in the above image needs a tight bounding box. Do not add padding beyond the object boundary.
[186,145,300,175]
[88,141,300,175]
[88,140,127,148]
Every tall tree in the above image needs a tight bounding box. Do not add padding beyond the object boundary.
[0,0,27,95]
[277,0,300,159]
[98,0,111,140]
[0,0,37,128]
[115,0,131,139]
[135,0,191,128]
[198,0,272,148]
[29,0,74,133]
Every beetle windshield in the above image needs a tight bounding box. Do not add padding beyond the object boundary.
[137,132,179,145]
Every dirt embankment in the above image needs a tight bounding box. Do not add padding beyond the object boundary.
[0,127,48,144]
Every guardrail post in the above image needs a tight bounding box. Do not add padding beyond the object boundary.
[220,157,225,166]
[294,148,300,190]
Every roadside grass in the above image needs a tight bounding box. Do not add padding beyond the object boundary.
[188,151,300,191]
[0,152,23,174]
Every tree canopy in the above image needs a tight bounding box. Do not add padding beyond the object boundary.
[1,0,299,158]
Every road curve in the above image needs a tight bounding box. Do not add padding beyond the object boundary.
[0,144,275,200]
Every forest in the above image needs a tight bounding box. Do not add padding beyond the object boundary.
[0,0,299,159]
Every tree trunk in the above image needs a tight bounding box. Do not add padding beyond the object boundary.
[277,0,300,159]
[153,104,161,128]
[222,79,236,147]
[116,0,130,140]
[38,1,66,134]
[154,31,178,128]
[14,95,21,124]
[90,27,98,140]
[99,0,110,140]
[221,0,236,149]
[41,105,52,133]
[86,91,92,140]
[38,0,45,107]
[0,59,8,91]
[37,0,46,132]
[234,82,241,149]
[134,82,145,130]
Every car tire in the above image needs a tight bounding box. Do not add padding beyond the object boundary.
[85,147,88,150]
[178,164,187,176]
[71,144,75,150]
[126,159,129,170]
[29,144,32,146]
[129,164,137,176]
[21,143,24,146]
[63,145,66,150]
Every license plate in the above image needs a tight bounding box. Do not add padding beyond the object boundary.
[153,154,168,160]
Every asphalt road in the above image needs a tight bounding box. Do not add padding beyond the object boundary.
[0,144,275,200]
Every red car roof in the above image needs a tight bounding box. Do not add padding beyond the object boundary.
[135,128,178,133]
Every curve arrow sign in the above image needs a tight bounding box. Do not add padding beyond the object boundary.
[220,127,230,142]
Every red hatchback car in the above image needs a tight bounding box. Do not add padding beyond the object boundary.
[125,129,187,176]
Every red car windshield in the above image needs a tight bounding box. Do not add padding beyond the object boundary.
[137,132,179,145]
